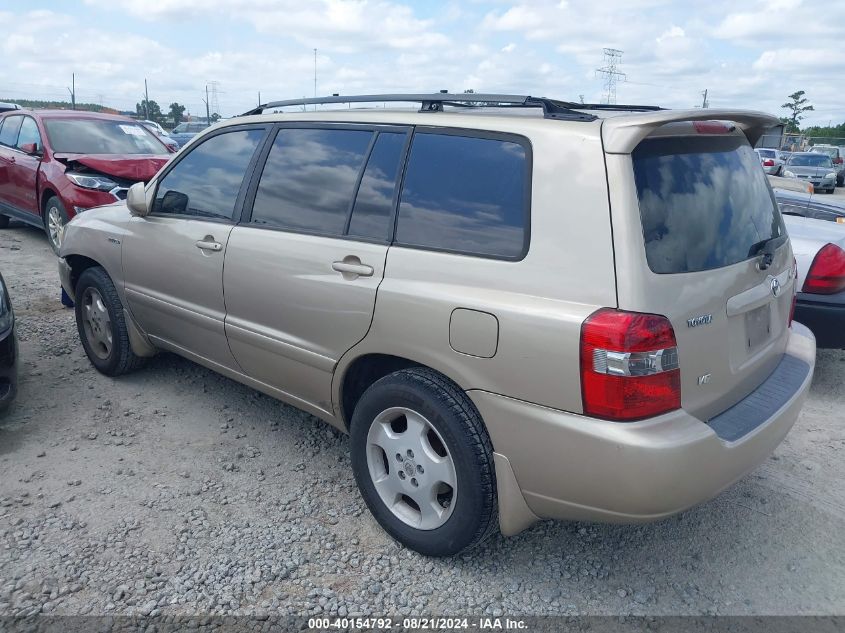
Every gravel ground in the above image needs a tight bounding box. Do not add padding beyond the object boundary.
[0,222,844,619]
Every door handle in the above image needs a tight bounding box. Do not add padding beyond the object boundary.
[332,260,374,277]
[195,239,222,252]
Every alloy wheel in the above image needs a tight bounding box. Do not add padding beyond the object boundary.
[365,406,457,530]
[80,287,113,360]
[47,206,64,252]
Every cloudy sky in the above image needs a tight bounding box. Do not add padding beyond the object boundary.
[1,0,842,126]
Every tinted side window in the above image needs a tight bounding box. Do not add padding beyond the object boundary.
[348,132,406,241]
[251,128,373,235]
[16,117,41,150]
[152,129,264,220]
[0,116,22,147]
[396,133,528,258]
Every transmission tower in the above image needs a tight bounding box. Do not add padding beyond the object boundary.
[209,80,220,117]
[595,48,625,105]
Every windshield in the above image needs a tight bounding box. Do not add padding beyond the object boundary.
[633,134,785,274]
[44,119,166,154]
[788,153,833,167]
[756,149,775,158]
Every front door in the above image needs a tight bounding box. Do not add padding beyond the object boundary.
[223,125,409,413]
[122,126,266,369]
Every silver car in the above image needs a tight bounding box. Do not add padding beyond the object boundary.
[782,213,845,348]
[755,147,784,175]
[57,94,816,556]
[784,152,838,193]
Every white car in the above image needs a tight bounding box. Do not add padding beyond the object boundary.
[782,213,845,349]
[755,148,784,175]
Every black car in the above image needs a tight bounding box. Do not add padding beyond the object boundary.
[0,272,17,412]
[773,188,845,224]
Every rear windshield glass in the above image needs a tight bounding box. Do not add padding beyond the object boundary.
[44,119,166,154]
[788,153,833,167]
[633,135,785,274]
[809,147,837,158]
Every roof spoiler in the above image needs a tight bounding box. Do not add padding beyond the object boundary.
[601,108,780,154]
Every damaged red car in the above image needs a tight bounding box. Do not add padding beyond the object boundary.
[0,110,171,254]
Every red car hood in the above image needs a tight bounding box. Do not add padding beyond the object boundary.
[53,153,169,182]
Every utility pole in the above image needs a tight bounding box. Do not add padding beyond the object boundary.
[595,48,624,105]
[701,89,709,109]
[204,85,211,124]
[144,78,150,119]
[258,91,261,107]
[67,73,76,110]
[313,48,317,111]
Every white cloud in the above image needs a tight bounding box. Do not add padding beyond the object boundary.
[0,1,842,126]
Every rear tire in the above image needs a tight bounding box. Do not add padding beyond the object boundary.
[0,215,9,229]
[74,267,145,376]
[350,367,498,557]
[43,196,68,255]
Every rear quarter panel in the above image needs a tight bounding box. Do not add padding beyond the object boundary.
[335,120,618,415]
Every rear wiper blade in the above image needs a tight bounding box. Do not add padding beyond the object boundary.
[747,235,784,268]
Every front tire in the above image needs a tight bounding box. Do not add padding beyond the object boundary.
[350,367,498,557]
[44,196,68,255]
[74,267,145,376]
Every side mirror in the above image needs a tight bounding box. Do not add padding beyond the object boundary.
[127,182,151,217]
[19,142,41,156]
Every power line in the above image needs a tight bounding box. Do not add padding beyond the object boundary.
[595,48,624,105]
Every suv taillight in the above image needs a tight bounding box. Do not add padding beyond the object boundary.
[580,309,681,421]
[802,243,845,295]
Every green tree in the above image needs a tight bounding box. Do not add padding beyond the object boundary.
[136,99,163,123]
[168,102,186,127]
[780,90,814,133]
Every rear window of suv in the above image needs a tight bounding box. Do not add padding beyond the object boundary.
[633,134,785,274]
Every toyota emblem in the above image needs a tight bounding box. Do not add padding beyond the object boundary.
[771,278,781,297]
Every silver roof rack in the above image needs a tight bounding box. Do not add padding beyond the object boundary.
[240,93,619,121]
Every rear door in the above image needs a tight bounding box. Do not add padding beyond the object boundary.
[223,124,409,415]
[610,124,794,421]
[0,115,23,210]
[8,115,42,215]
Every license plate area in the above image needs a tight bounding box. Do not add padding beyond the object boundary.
[745,303,771,350]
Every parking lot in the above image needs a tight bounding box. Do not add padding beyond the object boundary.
[0,220,843,618]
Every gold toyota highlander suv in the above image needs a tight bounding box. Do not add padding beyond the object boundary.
[58,94,816,556]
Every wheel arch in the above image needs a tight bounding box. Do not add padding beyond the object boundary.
[40,188,59,220]
[336,352,475,434]
[64,254,103,294]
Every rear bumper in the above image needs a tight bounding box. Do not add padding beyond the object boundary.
[472,323,816,533]
[794,291,845,349]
